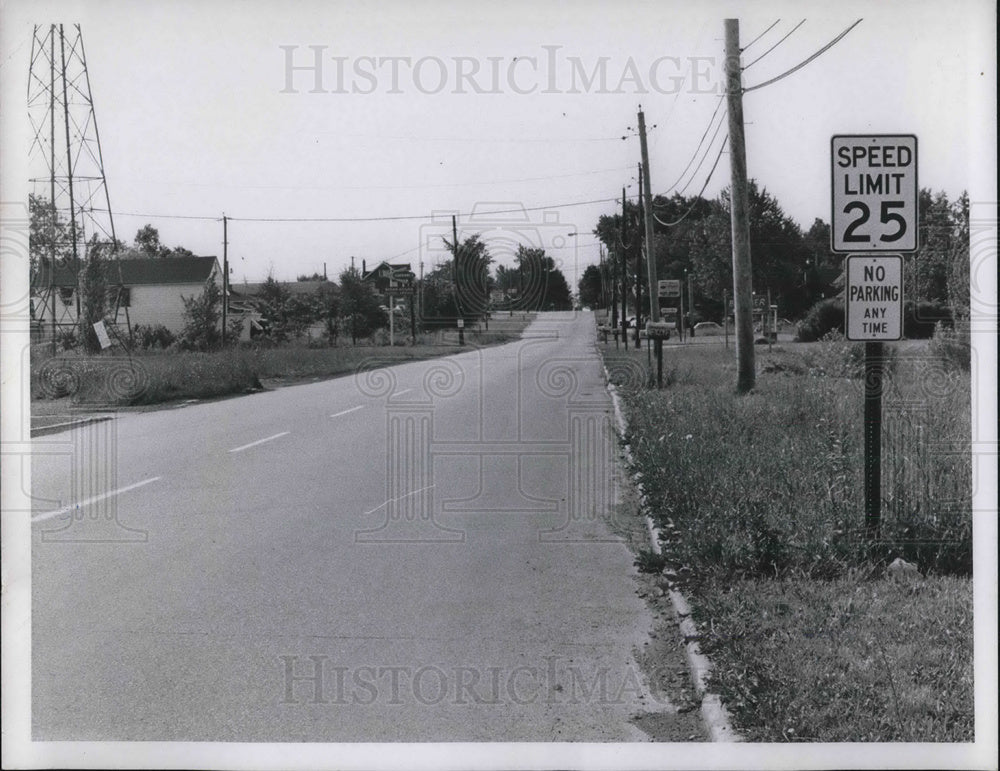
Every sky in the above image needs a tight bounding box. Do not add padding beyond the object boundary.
[1,0,995,291]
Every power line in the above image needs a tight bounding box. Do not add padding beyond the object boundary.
[125,165,635,193]
[743,19,806,70]
[744,19,863,93]
[227,195,630,223]
[317,131,625,144]
[740,19,781,53]
[652,134,729,228]
[113,211,221,221]
[655,96,726,198]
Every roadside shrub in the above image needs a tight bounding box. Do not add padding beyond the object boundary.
[132,323,176,350]
[928,321,970,371]
[903,300,951,339]
[56,327,79,351]
[795,298,844,342]
[611,343,969,582]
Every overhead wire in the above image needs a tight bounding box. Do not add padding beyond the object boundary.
[743,20,806,70]
[744,19,863,93]
[740,19,781,53]
[654,95,726,199]
[652,134,729,228]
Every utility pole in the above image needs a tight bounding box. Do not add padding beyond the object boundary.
[620,187,629,349]
[725,18,756,393]
[688,270,695,335]
[634,164,643,347]
[221,214,228,345]
[453,214,464,345]
[638,108,662,386]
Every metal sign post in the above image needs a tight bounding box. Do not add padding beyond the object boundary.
[834,133,916,542]
[845,254,904,539]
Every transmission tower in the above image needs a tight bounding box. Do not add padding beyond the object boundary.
[28,23,120,341]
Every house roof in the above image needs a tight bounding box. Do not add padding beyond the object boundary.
[230,280,337,297]
[35,255,219,287]
[362,262,413,281]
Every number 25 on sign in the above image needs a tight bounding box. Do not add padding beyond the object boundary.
[831,135,918,253]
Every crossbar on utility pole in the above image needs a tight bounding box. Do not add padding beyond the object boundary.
[724,19,756,393]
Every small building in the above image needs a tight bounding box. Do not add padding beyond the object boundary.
[32,255,221,336]
[228,279,338,341]
[361,260,414,297]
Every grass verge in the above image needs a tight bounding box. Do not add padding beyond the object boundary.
[30,322,530,408]
[602,336,973,742]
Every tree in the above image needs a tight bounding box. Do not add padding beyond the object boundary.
[29,194,72,284]
[420,260,459,327]
[578,264,603,308]
[442,233,494,318]
[947,191,970,320]
[179,278,222,350]
[257,273,292,341]
[338,267,384,344]
[315,282,341,343]
[78,245,107,353]
[297,272,326,282]
[912,189,956,306]
[133,225,170,258]
[515,246,572,310]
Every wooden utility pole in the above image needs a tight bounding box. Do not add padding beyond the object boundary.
[453,214,464,345]
[221,214,228,345]
[620,187,629,349]
[634,164,643,347]
[724,19,756,393]
[638,108,663,386]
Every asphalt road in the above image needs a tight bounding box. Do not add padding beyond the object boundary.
[31,311,682,741]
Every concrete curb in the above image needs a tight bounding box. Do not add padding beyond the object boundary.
[30,415,113,438]
[603,367,743,744]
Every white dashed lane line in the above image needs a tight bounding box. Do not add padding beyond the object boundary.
[228,432,290,453]
[330,405,365,418]
[31,476,162,524]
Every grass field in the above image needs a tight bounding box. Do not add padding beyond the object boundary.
[602,334,973,742]
[30,318,532,409]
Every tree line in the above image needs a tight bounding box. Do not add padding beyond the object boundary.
[581,181,970,325]
[28,195,575,352]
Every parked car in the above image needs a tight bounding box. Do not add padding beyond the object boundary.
[693,321,724,336]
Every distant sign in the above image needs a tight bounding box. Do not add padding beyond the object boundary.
[658,279,681,298]
[845,255,903,341]
[645,321,671,339]
[831,135,918,253]
[93,320,112,349]
[456,318,464,329]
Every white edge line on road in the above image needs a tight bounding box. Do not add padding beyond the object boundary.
[31,476,162,524]
[228,431,290,453]
[330,405,365,418]
[362,484,435,516]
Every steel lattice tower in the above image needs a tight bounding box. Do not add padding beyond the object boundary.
[28,23,118,337]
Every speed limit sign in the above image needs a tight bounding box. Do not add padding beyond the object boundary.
[831,135,918,253]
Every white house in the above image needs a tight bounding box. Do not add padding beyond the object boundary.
[32,255,221,336]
